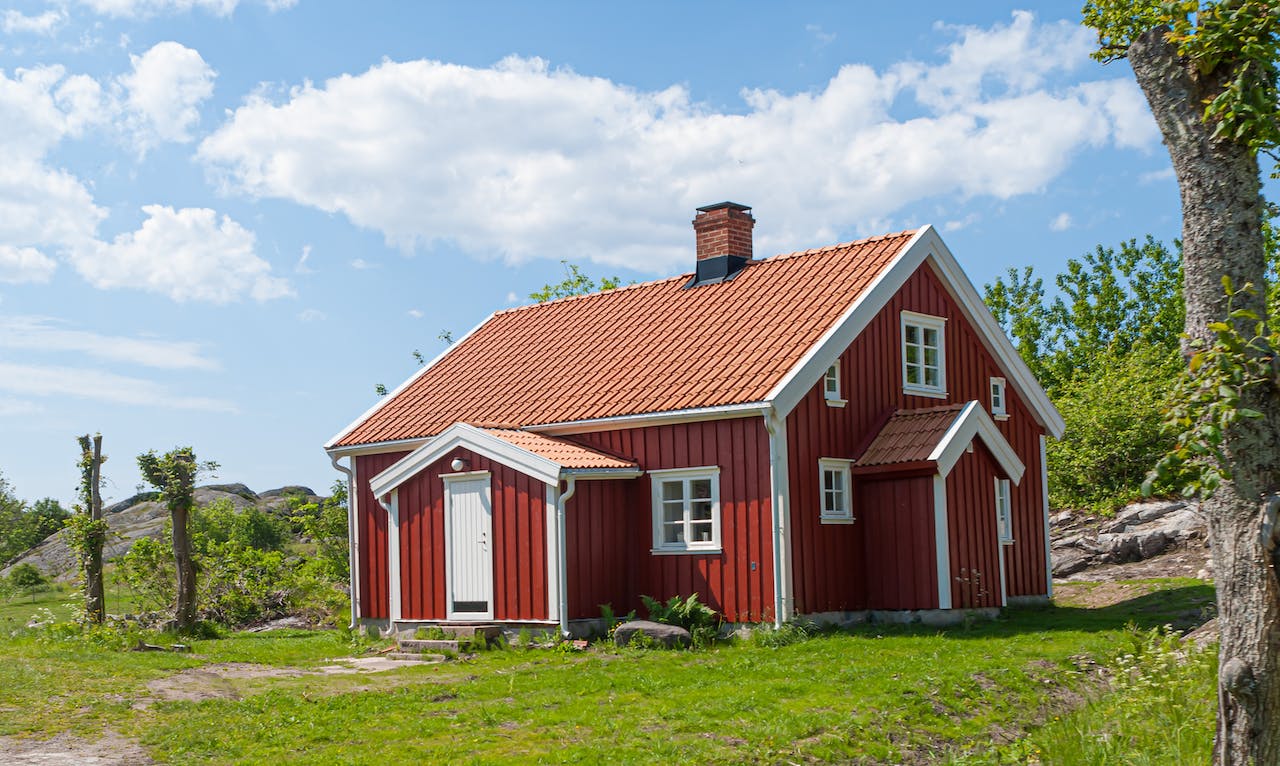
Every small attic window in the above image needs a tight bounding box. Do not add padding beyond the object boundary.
[824,365,840,399]
[990,377,1008,419]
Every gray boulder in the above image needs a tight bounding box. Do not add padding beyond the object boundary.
[613,620,692,649]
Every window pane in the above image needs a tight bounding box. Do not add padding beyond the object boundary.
[691,500,713,521]
[690,519,713,542]
[690,479,712,500]
[829,471,843,493]
[663,522,683,544]
[906,364,920,385]
[925,367,939,387]
[923,347,937,366]
[905,325,918,344]
[923,327,938,347]
[831,489,844,510]
[823,470,834,491]
[662,481,683,502]
[905,345,919,365]
[663,502,684,524]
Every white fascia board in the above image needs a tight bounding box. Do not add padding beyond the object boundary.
[920,230,1065,439]
[563,468,644,480]
[369,423,562,497]
[929,401,1026,484]
[325,436,431,459]
[527,402,769,436]
[323,312,497,451]
[768,227,931,418]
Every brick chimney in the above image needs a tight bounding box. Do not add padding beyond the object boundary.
[693,201,754,261]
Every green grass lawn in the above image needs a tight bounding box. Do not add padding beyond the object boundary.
[0,580,1217,764]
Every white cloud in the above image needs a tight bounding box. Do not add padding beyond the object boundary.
[76,0,295,19]
[806,24,836,46]
[350,258,376,270]
[1049,212,1073,231]
[295,244,313,273]
[1141,167,1175,184]
[118,41,216,151]
[3,9,66,35]
[0,361,237,411]
[0,315,218,369]
[942,213,979,232]
[0,246,57,283]
[200,12,1157,273]
[406,308,424,318]
[71,205,293,303]
[0,396,43,416]
[297,308,325,321]
[505,292,518,303]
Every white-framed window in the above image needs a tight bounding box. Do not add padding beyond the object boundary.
[995,477,1013,544]
[819,458,854,523]
[901,311,947,397]
[990,376,1008,418]
[824,364,841,400]
[650,466,721,553]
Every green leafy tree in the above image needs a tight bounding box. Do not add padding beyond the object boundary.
[1083,2,1280,760]
[137,447,217,631]
[69,434,107,623]
[528,261,622,302]
[0,474,70,566]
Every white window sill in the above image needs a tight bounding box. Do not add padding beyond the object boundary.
[820,516,856,525]
[903,386,948,399]
[1000,538,1015,546]
[650,547,722,556]
[993,413,1010,421]
[824,398,848,408]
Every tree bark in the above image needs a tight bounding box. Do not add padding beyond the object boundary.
[172,501,197,630]
[85,434,105,624]
[1128,27,1280,765]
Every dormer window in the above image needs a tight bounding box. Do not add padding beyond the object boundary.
[901,311,946,398]
[990,377,1008,419]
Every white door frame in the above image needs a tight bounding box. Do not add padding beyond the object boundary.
[442,471,494,621]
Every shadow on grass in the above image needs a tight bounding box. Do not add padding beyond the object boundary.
[847,583,1216,642]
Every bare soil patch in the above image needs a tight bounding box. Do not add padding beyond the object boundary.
[0,730,151,765]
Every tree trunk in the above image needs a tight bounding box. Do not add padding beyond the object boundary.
[85,434,105,624]
[172,502,197,630]
[1129,27,1280,765]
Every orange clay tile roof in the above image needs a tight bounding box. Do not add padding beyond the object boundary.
[333,230,919,448]
[855,404,967,467]
[481,428,638,470]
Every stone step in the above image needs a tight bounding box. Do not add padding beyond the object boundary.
[434,624,504,640]
[387,652,448,663]
[398,638,461,652]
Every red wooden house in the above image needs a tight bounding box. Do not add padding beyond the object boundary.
[325,202,1064,635]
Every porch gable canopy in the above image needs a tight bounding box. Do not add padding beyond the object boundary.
[854,401,1025,483]
[368,422,641,498]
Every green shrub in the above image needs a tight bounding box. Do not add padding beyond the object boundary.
[415,626,449,640]
[114,537,175,615]
[751,620,816,648]
[640,593,720,648]
[7,563,46,590]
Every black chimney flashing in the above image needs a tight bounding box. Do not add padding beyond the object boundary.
[695,201,752,214]
[684,254,751,289]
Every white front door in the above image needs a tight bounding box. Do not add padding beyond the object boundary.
[444,473,494,620]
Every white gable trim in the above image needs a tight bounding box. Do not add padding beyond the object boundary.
[323,313,497,451]
[370,423,563,496]
[768,226,1064,438]
[930,401,1026,484]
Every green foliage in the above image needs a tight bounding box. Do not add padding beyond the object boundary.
[137,447,215,514]
[192,499,287,553]
[7,563,46,590]
[1050,347,1183,510]
[113,537,175,615]
[984,237,1184,510]
[528,261,623,303]
[286,481,350,583]
[1083,0,1280,160]
[1147,279,1279,496]
[599,602,636,640]
[0,473,69,566]
[750,620,817,648]
[640,592,720,647]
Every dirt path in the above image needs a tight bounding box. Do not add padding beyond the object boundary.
[0,730,152,765]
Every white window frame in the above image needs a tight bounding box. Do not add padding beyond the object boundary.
[995,477,1013,544]
[650,466,722,553]
[823,364,847,407]
[990,376,1008,419]
[818,458,854,524]
[901,311,947,398]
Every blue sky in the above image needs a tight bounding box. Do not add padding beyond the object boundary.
[0,1,1241,506]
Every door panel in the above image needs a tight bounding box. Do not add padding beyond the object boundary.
[446,476,493,620]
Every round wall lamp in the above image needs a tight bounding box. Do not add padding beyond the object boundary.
[450,457,469,472]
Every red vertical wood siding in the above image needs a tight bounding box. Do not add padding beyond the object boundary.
[569,416,774,623]
[354,451,410,620]
[356,447,549,622]
[946,444,1003,608]
[786,262,1049,612]
[564,478,633,620]
[859,476,938,609]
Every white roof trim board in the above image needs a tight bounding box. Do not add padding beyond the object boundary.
[929,401,1026,484]
[368,423,643,498]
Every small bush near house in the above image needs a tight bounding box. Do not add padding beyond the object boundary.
[641,593,720,647]
[750,620,817,648]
